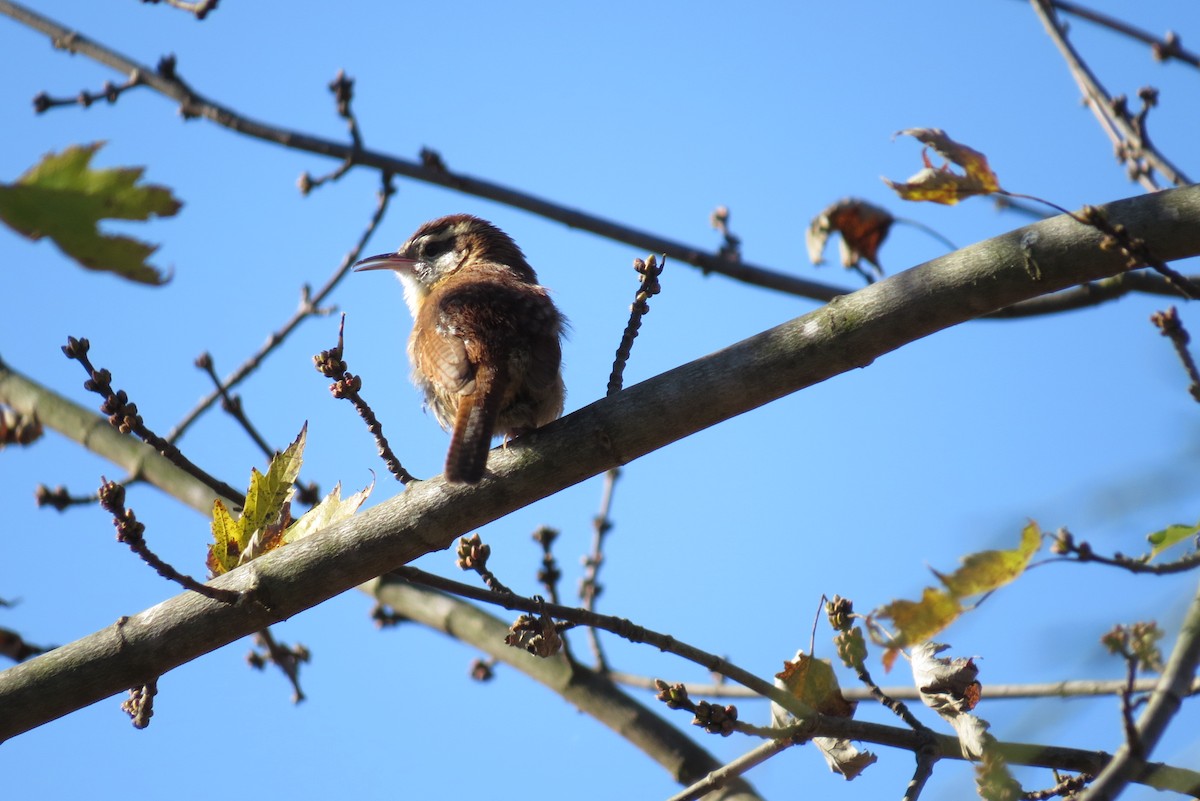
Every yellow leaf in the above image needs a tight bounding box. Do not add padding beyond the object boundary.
[874,523,1043,669]
[775,653,854,717]
[876,587,961,670]
[884,128,1001,204]
[935,520,1042,597]
[282,478,373,545]
[206,424,309,574]
[207,499,243,577]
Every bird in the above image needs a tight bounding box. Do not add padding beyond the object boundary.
[354,214,565,484]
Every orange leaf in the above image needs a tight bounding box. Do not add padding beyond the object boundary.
[807,198,894,275]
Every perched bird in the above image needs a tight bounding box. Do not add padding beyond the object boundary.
[354,215,565,484]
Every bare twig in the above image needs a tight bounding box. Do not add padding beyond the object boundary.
[1051,528,1200,575]
[298,69,363,194]
[194,353,275,459]
[391,566,1200,795]
[1085,602,1196,801]
[827,597,930,733]
[607,671,1200,701]
[195,353,321,507]
[580,467,618,668]
[4,0,1197,319]
[313,314,417,485]
[607,255,664,397]
[165,171,395,445]
[63,337,244,505]
[32,71,144,113]
[1029,0,1192,189]
[1150,307,1200,402]
[246,629,309,703]
[1023,772,1093,800]
[97,477,242,605]
[665,737,798,801]
[1047,1,1199,69]
[532,526,563,605]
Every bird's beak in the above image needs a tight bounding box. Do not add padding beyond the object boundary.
[352,252,417,272]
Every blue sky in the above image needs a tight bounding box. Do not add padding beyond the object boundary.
[3,2,1200,799]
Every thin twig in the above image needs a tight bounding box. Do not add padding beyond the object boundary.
[1083,579,1200,800]
[665,737,798,801]
[605,671,1200,701]
[1029,0,1192,189]
[532,526,564,606]
[1048,0,1199,69]
[1118,655,1144,759]
[394,565,807,713]
[5,0,1197,319]
[247,629,309,703]
[32,71,144,113]
[298,69,363,194]
[194,353,274,458]
[606,255,665,397]
[313,313,417,485]
[390,567,1200,794]
[97,477,242,605]
[1150,307,1200,403]
[63,336,244,505]
[196,353,322,506]
[1051,528,1200,575]
[1023,772,1093,800]
[580,467,617,668]
[0,627,51,662]
[165,171,395,445]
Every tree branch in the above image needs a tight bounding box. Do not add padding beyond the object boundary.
[0,355,221,515]
[369,577,765,801]
[2,0,1193,320]
[1080,572,1200,800]
[1029,0,1192,189]
[1,186,1199,746]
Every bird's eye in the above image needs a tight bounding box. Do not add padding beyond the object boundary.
[420,236,454,260]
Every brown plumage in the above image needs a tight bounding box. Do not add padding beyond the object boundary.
[354,215,565,484]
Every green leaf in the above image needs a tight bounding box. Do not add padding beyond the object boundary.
[241,424,306,538]
[0,142,181,284]
[1148,522,1199,559]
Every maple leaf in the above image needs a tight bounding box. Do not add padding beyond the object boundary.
[884,128,1001,205]
[207,425,306,577]
[873,522,1042,669]
[0,142,181,284]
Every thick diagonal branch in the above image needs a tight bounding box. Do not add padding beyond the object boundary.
[1,186,1199,747]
